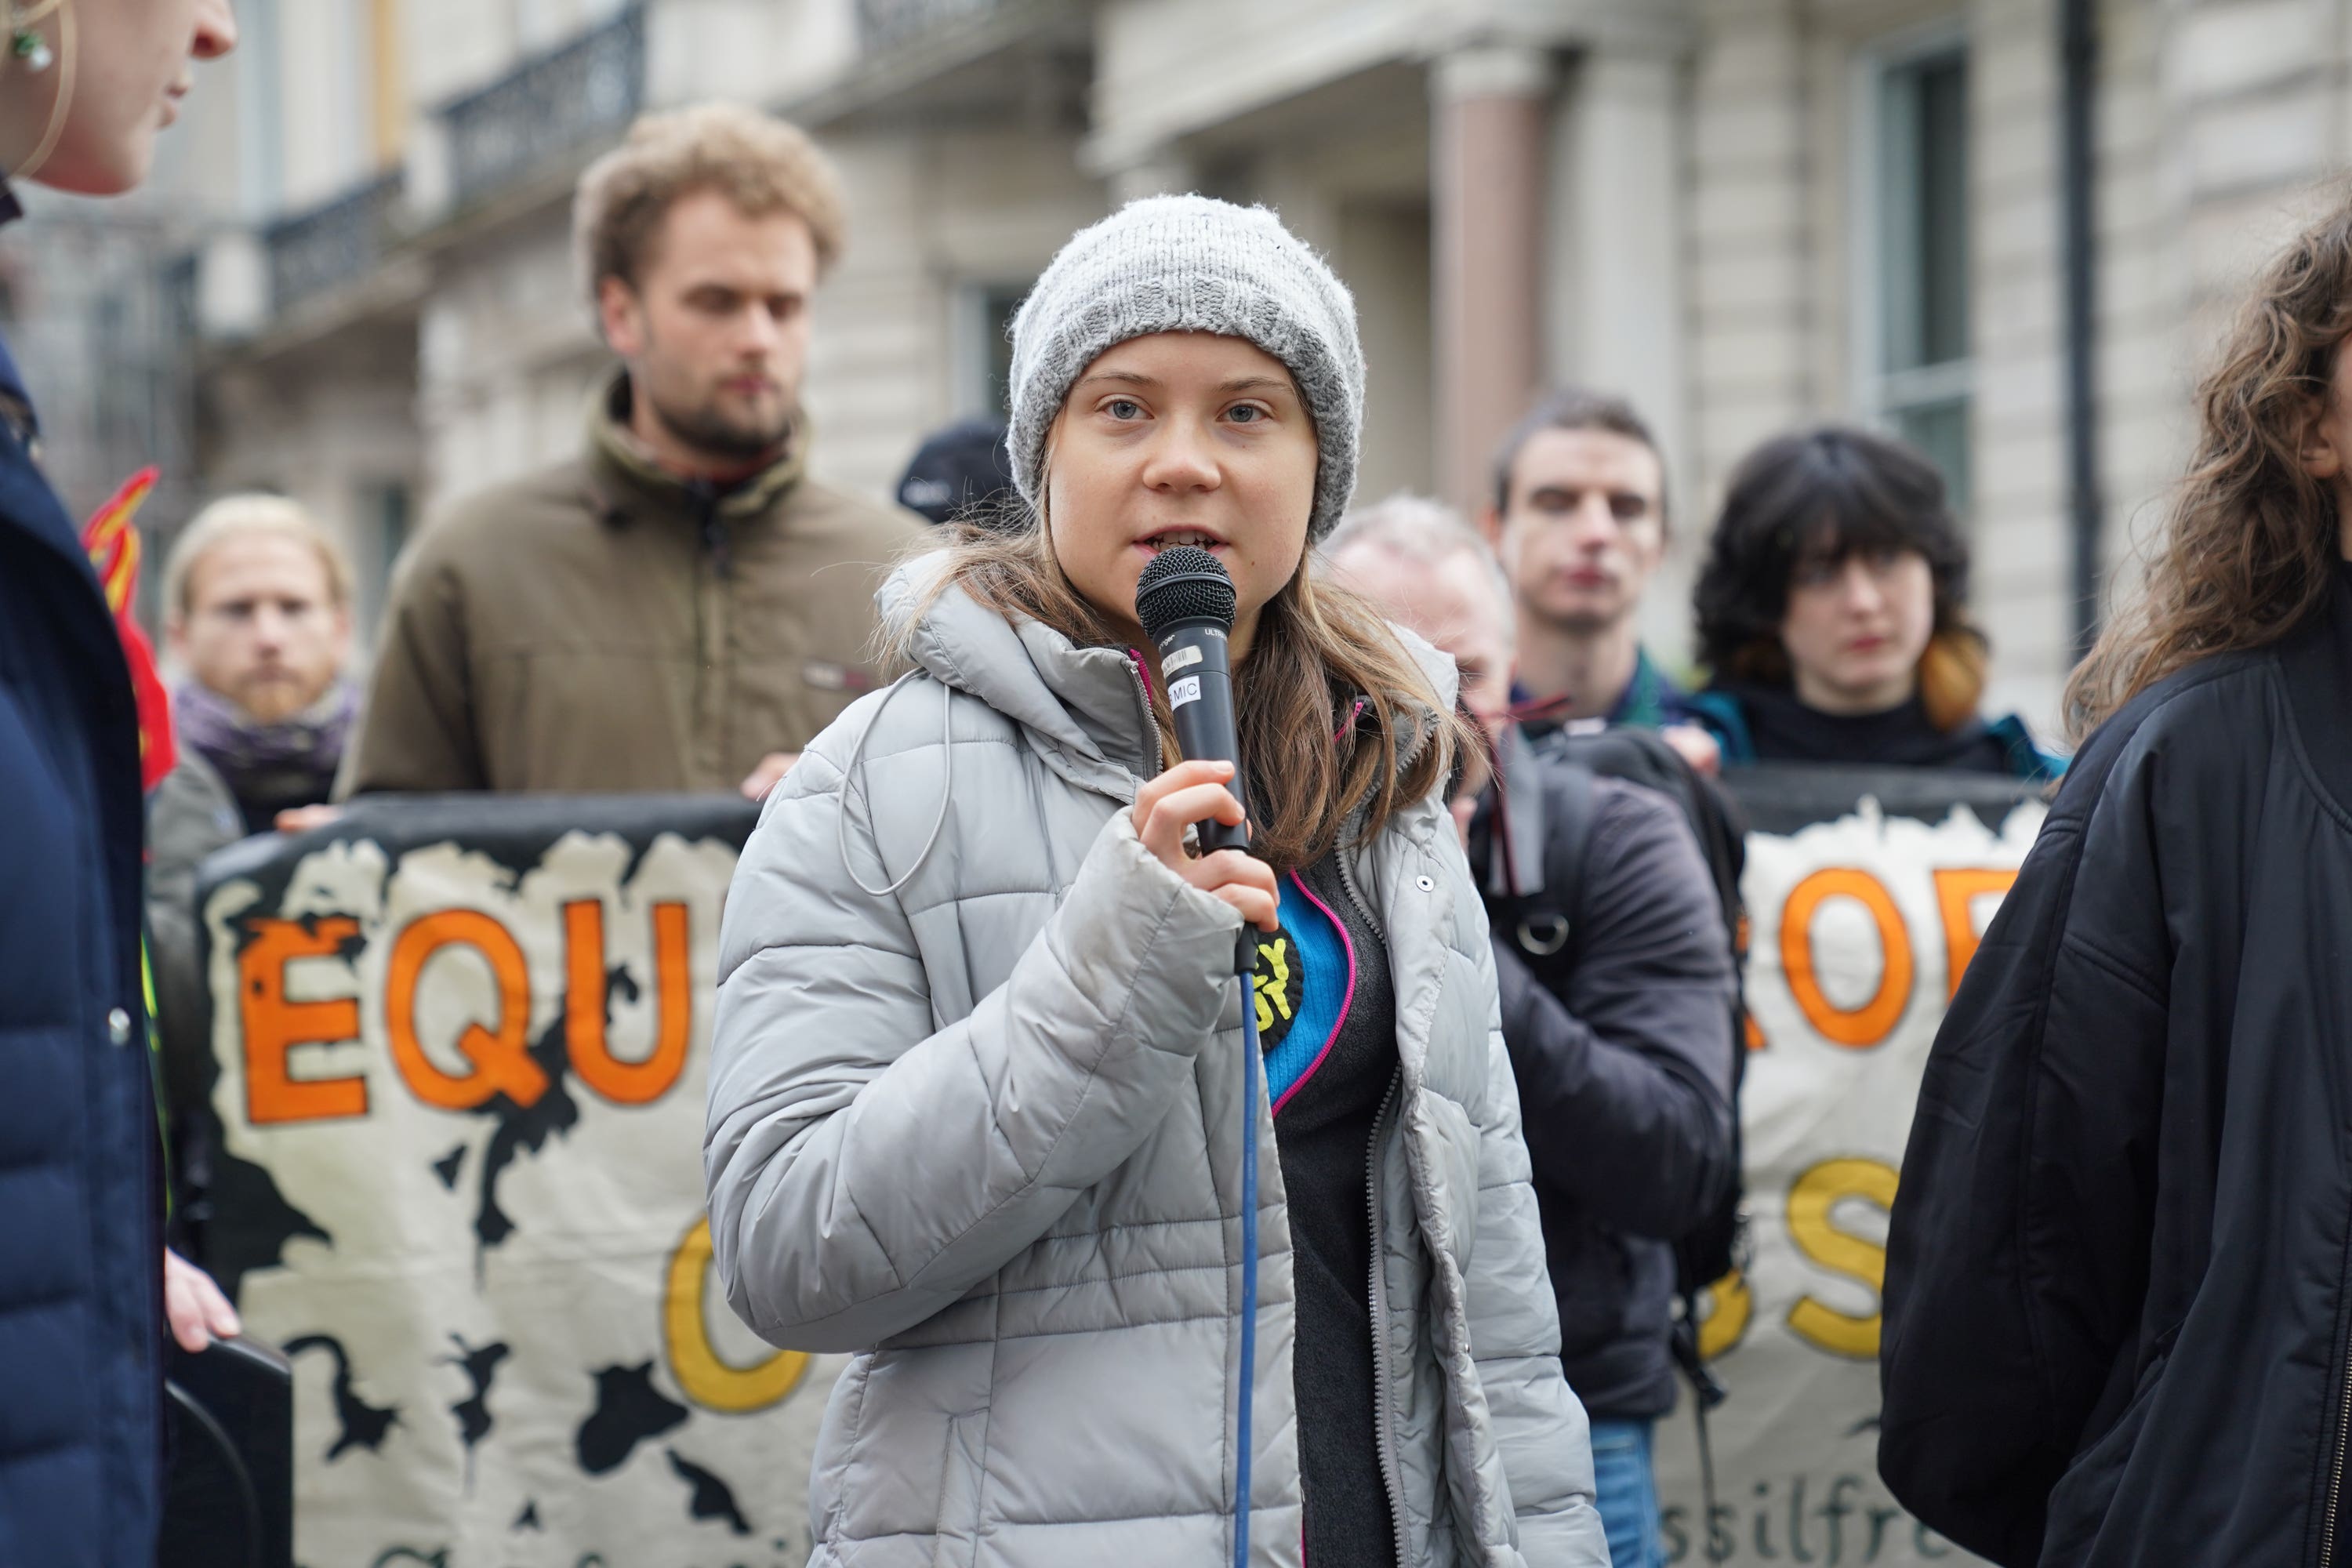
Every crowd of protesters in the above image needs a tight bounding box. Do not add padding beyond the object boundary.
[14,5,2352,1567]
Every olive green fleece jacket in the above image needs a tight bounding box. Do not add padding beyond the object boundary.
[340,374,927,796]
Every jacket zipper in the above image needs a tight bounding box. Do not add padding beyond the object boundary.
[690,480,733,579]
[684,482,728,778]
[1122,653,1167,781]
[1332,823,1385,945]
[1364,1069,1410,1568]
[2328,1291,2352,1563]
[1338,825,1409,1568]
[2328,1377,2350,1566]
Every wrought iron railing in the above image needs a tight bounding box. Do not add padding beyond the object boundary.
[443,5,647,207]
[263,172,405,314]
[855,0,1004,50]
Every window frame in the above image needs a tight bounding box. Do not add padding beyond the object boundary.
[950,277,1033,422]
[1848,15,1974,507]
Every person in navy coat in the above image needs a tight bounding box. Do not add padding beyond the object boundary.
[0,4,241,1563]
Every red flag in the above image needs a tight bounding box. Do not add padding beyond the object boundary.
[81,466,177,791]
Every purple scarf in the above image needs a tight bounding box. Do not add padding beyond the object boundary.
[172,680,355,833]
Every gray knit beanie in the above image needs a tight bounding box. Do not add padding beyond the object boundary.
[1006,195,1365,540]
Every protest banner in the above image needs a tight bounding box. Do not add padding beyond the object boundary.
[194,768,2050,1567]
[195,795,833,1568]
[1653,765,2051,1567]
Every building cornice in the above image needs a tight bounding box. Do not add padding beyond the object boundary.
[1080,0,1693,176]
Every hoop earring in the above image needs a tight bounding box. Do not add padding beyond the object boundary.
[6,0,74,185]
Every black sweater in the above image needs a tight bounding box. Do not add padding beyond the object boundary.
[1708,682,2016,773]
[1882,565,2352,1566]
[1266,851,1397,1566]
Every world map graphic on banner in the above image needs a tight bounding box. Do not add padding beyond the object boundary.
[1653,767,2050,1568]
[196,797,838,1568]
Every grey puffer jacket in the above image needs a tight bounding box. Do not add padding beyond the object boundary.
[706,561,1607,1567]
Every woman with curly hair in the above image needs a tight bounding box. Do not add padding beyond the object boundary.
[1881,194,2352,1566]
[1685,425,2058,779]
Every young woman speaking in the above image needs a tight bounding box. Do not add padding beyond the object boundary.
[705,196,1606,1567]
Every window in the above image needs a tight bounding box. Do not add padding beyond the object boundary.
[1857,27,1971,512]
[237,0,284,217]
[357,481,412,648]
[956,281,1030,420]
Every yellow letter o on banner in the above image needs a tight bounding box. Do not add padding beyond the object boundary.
[663,1218,809,1414]
[1780,869,1914,1048]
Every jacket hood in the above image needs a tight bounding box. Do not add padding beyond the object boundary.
[877,552,1459,794]
[878,554,1158,789]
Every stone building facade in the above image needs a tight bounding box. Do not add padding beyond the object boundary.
[10,0,2351,722]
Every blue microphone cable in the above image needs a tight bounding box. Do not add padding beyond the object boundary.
[1233,925,1262,1568]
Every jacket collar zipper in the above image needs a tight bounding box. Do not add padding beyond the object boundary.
[1123,651,1167,784]
[1332,808,1386,946]
[687,480,735,579]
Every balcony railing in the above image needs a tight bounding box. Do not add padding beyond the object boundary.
[443,5,646,207]
[856,0,1005,50]
[264,172,405,314]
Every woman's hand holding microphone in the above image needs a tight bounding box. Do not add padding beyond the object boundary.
[1131,760,1279,933]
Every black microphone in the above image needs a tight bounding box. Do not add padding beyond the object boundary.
[1134,546,1247,856]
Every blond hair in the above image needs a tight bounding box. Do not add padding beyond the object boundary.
[573,103,846,304]
[1321,492,1514,645]
[165,493,354,622]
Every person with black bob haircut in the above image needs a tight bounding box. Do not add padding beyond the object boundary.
[1685,425,2059,779]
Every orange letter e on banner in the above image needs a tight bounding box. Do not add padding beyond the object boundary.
[386,910,547,1111]
[239,916,365,1125]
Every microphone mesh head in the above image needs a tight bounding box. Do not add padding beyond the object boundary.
[1134,546,1237,642]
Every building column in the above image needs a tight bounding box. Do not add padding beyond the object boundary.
[1544,39,1694,666]
[1432,45,1553,514]
[1544,43,1687,488]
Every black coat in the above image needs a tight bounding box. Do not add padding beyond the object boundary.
[0,325,164,1566]
[1474,760,1739,1419]
[1881,564,2352,1567]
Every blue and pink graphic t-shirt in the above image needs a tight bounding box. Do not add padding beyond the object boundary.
[1250,851,1397,1564]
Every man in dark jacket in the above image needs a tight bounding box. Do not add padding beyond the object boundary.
[1,5,242,1561]
[1328,497,1738,1568]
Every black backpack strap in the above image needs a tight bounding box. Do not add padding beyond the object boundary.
[1499,760,1595,977]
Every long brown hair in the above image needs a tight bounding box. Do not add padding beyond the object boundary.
[2065,195,2352,741]
[891,513,1467,874]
